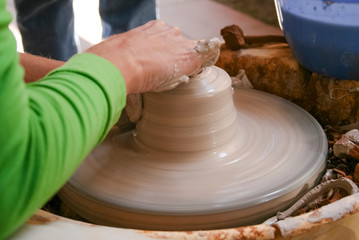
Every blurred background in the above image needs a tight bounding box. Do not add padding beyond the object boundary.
[6,0,281,53]
[214,0,278,27]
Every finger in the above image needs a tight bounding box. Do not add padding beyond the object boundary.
[132,20,167,33]
[194,37,221,68]
[171,26,182,36]
[176,38,221,77]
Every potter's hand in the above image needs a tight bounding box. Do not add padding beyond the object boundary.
[153,37,221,92]
[123,36,222,122]
[86,20,215,94]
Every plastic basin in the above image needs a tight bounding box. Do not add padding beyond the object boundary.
[274,0,359,80]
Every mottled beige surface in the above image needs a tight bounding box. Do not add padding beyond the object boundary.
[216,43,359,127]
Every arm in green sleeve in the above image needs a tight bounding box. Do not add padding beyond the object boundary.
[0,3,127,239]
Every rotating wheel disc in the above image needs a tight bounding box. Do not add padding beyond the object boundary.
[59,87,327,230]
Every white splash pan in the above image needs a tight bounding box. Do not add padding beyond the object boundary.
[11,193,359,239]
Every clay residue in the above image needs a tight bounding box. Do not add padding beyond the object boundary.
[140,225,275,240]
[152,68,190,93]
[126,37,221,122]
[307,196,357,223]
[273,193,359,238]
[153,37,221,92]
[273,178,358,220]
[125,93,143,122]
[27,212,59,225]
[231,69,253,89]
[194,37,221,68]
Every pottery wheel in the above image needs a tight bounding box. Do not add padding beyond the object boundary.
[59,66,327,230]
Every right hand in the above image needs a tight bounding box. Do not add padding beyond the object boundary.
[86,20,204,94]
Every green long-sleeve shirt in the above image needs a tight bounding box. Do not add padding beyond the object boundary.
[0,2,127,239]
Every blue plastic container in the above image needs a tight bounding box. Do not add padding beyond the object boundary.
[274,0,359,80]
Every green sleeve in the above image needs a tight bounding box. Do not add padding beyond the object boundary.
[0,2,127,239]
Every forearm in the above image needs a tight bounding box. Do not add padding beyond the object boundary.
[1,6,126,238]
[19,52,64,82]
[1,52,127,240]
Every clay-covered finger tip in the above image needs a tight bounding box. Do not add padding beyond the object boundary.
[194,37,221,68]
